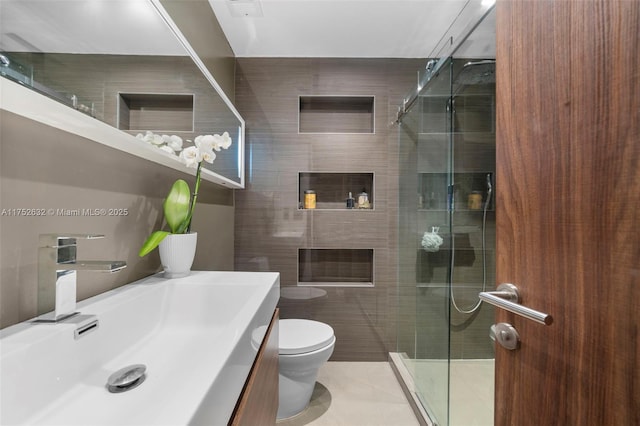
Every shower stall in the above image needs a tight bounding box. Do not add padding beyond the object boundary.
[396,55,496,426]
[394,7,496,424]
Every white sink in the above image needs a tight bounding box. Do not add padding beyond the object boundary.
[0,271,280,425]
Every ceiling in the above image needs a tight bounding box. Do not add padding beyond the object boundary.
[208,0,494,58]
[0,0,186,55]
[0,0,495,59]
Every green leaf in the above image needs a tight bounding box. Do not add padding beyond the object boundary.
[174,218,191,235]
[138,230,170,257]
[163,179,191,233]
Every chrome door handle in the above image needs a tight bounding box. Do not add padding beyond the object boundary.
[479,283,553,325]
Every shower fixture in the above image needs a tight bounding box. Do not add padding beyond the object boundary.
[451,59,496,96]
[450,172,493,315]
[447,59,497,315]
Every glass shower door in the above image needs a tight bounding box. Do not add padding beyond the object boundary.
[397,57,454,426]
[446,58,496,426]
[397,56,496,426]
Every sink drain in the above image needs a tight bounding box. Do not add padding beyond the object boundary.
[106,364,147,393]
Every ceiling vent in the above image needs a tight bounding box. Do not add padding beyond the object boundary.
[227,0,264,18]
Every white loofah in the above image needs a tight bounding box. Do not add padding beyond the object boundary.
[422,227,444,252]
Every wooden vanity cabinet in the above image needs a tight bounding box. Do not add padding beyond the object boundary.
[229,309,279,425]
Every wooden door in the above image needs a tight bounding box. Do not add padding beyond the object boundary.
[495,1,639,425]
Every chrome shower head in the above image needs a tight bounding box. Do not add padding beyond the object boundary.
[452,60,496,97]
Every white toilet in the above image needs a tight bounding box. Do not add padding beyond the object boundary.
[277,319,335,419]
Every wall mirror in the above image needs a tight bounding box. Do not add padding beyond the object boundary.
[0,0,244,188]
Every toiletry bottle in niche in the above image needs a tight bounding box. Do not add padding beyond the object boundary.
[304,190,316,209]
[357,188,370,209]
[468,191,483,210]
[428,191,436,209]
[346,192,355,209]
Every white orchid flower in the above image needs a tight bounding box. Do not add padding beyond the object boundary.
[159,145,175,155]
[212,132,232,151]
[150,133,164,146]
[180,146,202,168]
[200,148,216,164]
[194,135,216,152]
[168,135,183,152]
[138,132,150,143]
[139,131,155,144]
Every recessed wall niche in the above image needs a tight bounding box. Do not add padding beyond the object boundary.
[298,95,374,134]
[298,172,374,210]
[298,249,374,287]
[117,93,194,132]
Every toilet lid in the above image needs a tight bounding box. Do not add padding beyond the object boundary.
[279,319,335,355]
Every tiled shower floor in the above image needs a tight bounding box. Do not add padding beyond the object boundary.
[406,358,495,426]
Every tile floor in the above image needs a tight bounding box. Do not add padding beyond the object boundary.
[277,362,421,426]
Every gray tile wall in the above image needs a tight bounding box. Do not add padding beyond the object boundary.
[234,58,423,361]
[0,111,234,328]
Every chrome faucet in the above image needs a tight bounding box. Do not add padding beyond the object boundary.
[35,233,126,323]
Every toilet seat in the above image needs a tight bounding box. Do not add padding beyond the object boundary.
[279,319,334,355]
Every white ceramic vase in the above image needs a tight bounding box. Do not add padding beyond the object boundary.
[159,232,197,278]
